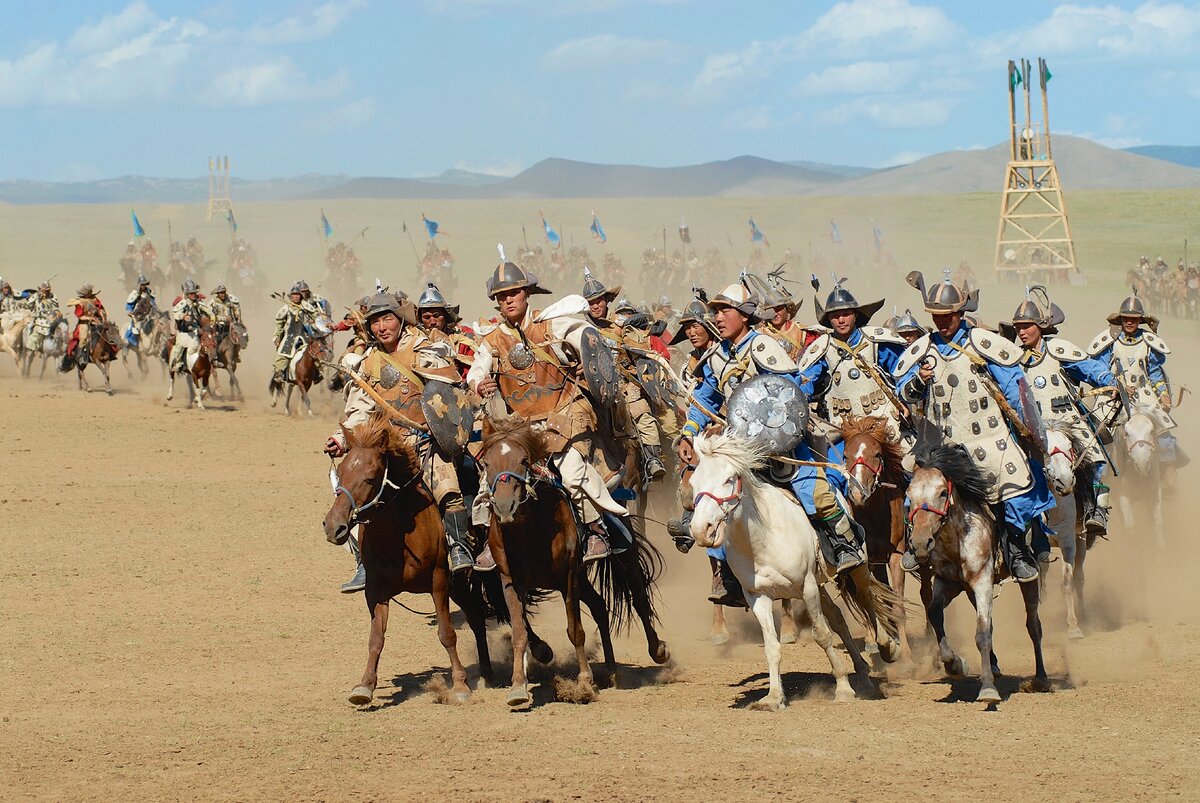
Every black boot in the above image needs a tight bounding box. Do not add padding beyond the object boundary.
[1084,482,1109,536]
[340,534,366,593]
[443,508,474,574]
[707,559,746,608]
[1003,524,1040,583]
[815,513,865,574]
[667,510,695,553]
[642,444,666,482]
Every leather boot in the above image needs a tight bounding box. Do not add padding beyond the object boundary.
[1003,524,1040,583]
[443,509,474,574]
[815,514,865,574]
[271,368,284,386]
[707,559,746,607]
[667,510,695,553]
[340,534,366,594]
[642,444,666,482]
[583,520,610,563]
[1084,483,1109,536]
[473,541,497,572]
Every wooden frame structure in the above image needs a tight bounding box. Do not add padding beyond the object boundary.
[993,58,1080,283]
[207,155,233,221]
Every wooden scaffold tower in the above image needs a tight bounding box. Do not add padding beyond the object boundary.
[993,58,1080,284]
[207,155,233,221]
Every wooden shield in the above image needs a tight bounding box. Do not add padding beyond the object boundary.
[420,380,477,459]
[580,326,618,408]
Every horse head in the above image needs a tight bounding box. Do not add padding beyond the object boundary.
[478,414,546,524]
[1123,410,1157,477]
[197,319,218,359]
[1043,421,1080,496]
[324,415,416,545]
[230,321,248,347]
[905,467,952,562]
[839,415,896,507]
[907,431,991,562]
[689,431,765,549]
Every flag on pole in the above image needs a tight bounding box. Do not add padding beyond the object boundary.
[871,222,883,255]
[131,209,145,238]
[321,210,333,239]
[589,212,606,243]
[748,218,768,248]
[679,215,691,243]
[829,221,842,244]
[422,214,440,240]
[540,211,561,247]
[1009,60,1022,90]
[1040,60,1052,89]
[227,209,238,234]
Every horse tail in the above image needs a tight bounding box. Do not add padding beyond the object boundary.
[835,571,907,641]
[588,516,663,634]
[470,572,511,625]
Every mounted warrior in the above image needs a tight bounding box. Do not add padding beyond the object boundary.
[1005,286,1116,536]
[25,281,60,355]
[755,268,822,359]
[893,270,1055,582]
[466,258,629,565]
[271,282,318,386]
[582,267,668,482]
[416,282,475,380]
[325,292,477,590]
[65,284,114,367]
[0,278,23,315]
[168,279,212,374]
[123,274,158,349]
[208,284,242,341]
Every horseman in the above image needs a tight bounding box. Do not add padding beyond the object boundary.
[65,284,110,367]
[272,283,318,386]
[798,278,910,445]
[297,279,331,317]
[757,272,821,359]
[208,284,242,340]
[324,292,475,590]
[466,260,629,565]
[1087,290,1184,481]
[0,278,22,314]
[888,308,926,345]
[582,268,668,482]
[25,281,60,354]
[893,271,1055,582]
[677,277,869,605]
[123,275,157,348]
[416,283,475,379]
[169,279,212,373]
[1005,287,1116,536]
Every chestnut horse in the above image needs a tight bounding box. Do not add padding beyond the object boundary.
[66,321,120,395]
[840,415,932,664]
[324,414,503,705]
[215,321,248,401]
[167,320,217,410]
[270,336,328,417]
[477,414,669,707]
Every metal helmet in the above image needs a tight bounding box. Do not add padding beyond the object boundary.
[581,266,619,302]
[486,259,551,300]
[906,269,978,315]
[77,283,96,298]
[813,276,884,327]
[416,282,461,320]
[363,292,401,320]
[753,267,800,316]
[0,278,9,292]
[891,308,925,335]
[295,279,310,292]
[212,284,227,294]
[707,278,763,321]
[1010,285,1065,331]
[670,291,719,346]
[38,281,51,292]
[1107,288,1158,327]
[657,294,672,308]
[137,274,150,285]
[612,296,637,315]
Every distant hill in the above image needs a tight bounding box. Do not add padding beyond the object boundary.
[1123,145,1200,169]
[0,174,350,205]
[787,160,876,178]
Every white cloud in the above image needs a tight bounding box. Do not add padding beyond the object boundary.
[819,95,955,129]
[1058,130,1149,150]
[542,34,688,70]
[796,60,919,97]
[66,2,161,53]
[244,0,367,46]
[452,159,524,176]
[207,59,348,106]
[424,0,690,16]
[980,2,1200,60]
[721,106,772,132]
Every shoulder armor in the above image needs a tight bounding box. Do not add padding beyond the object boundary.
[968,328,1020,367]
[861,325,906,346]
[893,334,931,377]
[1044,337,1086,362]
[797,333,830,371]
[1087,330,1114,357]
[1144,331,1171,354]
[748,332,798,373]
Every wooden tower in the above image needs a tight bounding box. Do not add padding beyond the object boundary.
[207,155,233,221]
[993,58,1080,283]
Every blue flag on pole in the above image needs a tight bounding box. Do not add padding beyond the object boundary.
[589,213,606,244]
[422,214,440,240]
[541,212,561,247]
[748,218,768,248]
[131,209,145,238]
[829,221,842,244]
[227,209,238,234]
[321,210,333,239]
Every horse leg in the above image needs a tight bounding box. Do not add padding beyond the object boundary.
[230,372,242,401]
[818,587,873,688]
[303,385,314,418]
[711,602,729,646]
[1020,579,1051,692]
[450,582,493,688]
[888,551,915,664]
[803,576,853,703]
[431,569,471,702]
[77,365,88,392]
[1059,533,1082,640]
[167,369,175,402]
[563,567,595,693]
[579,578,616,684]
[779,599,798,644]
[349,602,389,705]
[965,577,1000,703]
[284,384,294,416]
[1073,534,1087,631]
[498,570,532,707]
[615,546,669,664]
[101,360,112,395]
[849,563,898,664]
[929,576,966,678]
[746,591,787,710]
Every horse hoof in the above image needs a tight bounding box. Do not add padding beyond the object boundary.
[106,389,113,396]
[879,638,900,664]
[710,632,730,646]
[651,641,670,665]
[751,695,786,711]
[976,686,1001,704]
[780,631,797,645]
[530,641,554,665]
[454,690,471,704]
[834,686,856,703]
[945,656,967,677]
[1068,627,1085,641]
[348,686,374,706]
[506,685,531,707]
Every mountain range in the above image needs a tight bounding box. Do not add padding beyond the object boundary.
[2,137,1198,205]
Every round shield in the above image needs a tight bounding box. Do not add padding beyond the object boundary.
[633,357,676,412]
[420,380,478,459]
[580,327,619,408]
[726,373,809,455]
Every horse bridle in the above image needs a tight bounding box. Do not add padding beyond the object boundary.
[907,479,954,523]
[693,476,744,526]
[332,455,411,526]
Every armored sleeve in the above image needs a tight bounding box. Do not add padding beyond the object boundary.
[1147,349,1170,394]
[895,361,927,403]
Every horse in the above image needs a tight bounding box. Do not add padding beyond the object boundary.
[270,328,330,418]
[688,431,904,709]
[1,313,31,367]
[840,415,933,664]
[476,414,669,707]
[1115,408,1163,544]
[323,414,504,705]
[167,320,217,410]
[121,306,171,379]
[67,321,120,395]
[21,313,68,380]
[1041,420,1092,640]
[214,321,248,401]
[906,433,1049,702]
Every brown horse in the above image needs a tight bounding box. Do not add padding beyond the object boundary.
[323,414,502,705]
[69,321,120,395]
[168,320,217,410]
[270,336,328,417]
[840,415,932,664]
[215,321,247,401]
[477,414,669,706]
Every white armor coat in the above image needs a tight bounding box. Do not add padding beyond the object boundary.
[1088,328,1175,431]
[799,327,907,439]
[704,329,798,395]
[1020,338,1106,465]
[274,301,316,358]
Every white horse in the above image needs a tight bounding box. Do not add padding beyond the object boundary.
[1042,420,1088,640]
[0,313,30,366]
[1116,409,1163,545]
[689,431,901,709]
[21,315,68,379]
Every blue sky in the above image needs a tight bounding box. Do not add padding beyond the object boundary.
[1,0,1197,180]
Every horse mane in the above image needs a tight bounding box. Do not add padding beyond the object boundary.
[911,431,992,510]
[839,414,907,484]
[480,414,548,463]
[343,412,419,467]
[694,430,772,475]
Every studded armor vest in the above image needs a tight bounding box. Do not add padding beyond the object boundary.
[822,337,902,430]
[482,318,577,420]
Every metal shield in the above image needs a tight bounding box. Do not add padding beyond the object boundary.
[726,373,809,455]
[580,326,619,408]
[1016,375,1048,456]
[633,357,674,412]
[419,380,478,458]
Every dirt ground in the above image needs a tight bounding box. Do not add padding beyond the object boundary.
[3,297,1200,802]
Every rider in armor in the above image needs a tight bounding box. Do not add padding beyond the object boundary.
[169,279,211,372]
[26,282,59,353]
[272,283,317,385]
[124,275,157,347]
[297,279,331,317]
[467,260,629,566]
[893,271,1055,582]
[1007,286,1116,536]
[0,279,22,314]
[582,268,668,482]
[757,272,821,359]
[325,292,475,589]
[1087,290,1184,480]
[678,278,869,606]
[416,283,475,379]
[66,284,109,367]
[208,284,242,340]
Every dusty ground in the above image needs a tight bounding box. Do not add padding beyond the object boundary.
[3,289,1200,801]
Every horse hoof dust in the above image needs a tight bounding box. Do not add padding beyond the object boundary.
[554,676,598,704]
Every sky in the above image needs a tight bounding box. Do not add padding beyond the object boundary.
[0,0,1197,181]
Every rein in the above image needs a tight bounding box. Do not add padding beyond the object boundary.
[907,479,954,523]
[693,476,744,526]
[332,455,416,526]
